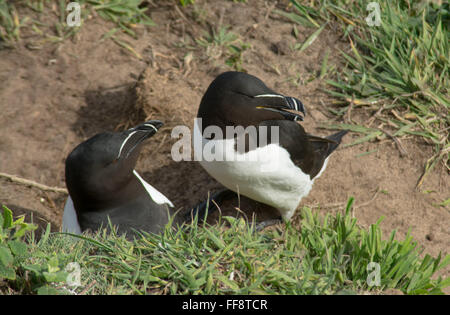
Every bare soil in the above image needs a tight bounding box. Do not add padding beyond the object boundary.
[0,0,448,286]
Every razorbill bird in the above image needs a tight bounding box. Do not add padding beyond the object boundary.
[193,71,347,224]
[62,120,176,236]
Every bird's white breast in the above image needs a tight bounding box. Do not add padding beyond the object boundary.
[193,120,314,220]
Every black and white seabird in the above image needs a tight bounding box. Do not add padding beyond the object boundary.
[193,71,347,224]
[62,120,175,235]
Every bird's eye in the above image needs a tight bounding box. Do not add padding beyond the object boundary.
[107,158,119,166]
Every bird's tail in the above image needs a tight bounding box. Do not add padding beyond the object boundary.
[325,130,348,155]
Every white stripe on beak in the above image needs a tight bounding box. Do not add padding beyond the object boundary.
[291,97,298,111]
[143,123,159,133]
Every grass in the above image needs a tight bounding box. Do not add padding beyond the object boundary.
[0,0,27,45]
[1,201,449,295]
[196,26,250,71]
[180,0,247,5]
[0,0,250,66]
[0,0,154,52]
[280,0,449,186]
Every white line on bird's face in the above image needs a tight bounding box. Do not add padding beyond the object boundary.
[117,130,138,159]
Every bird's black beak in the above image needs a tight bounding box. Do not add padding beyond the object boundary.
[117,120,164,159]
[254,94,306,121]
[132,120,164,134]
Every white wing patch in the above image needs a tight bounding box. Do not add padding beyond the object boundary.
[133,170,174,208]
[62,196,82,234]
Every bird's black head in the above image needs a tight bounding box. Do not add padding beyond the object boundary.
[197,71,305,132]
[65,120,163,210]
